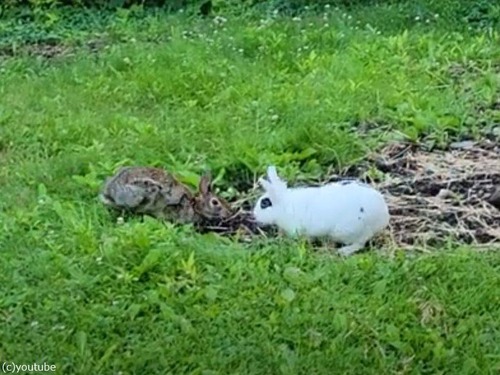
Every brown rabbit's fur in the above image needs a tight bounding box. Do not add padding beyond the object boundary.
[100,166,233,224]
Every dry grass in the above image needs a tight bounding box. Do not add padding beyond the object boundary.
[372,140,499,249]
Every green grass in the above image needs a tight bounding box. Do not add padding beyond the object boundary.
[0,4,499,374]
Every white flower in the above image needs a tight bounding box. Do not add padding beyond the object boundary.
[213,16,227,26]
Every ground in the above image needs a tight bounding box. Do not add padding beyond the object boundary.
[0,3,499,374]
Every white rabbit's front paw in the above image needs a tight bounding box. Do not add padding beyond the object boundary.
[337,242,364,257]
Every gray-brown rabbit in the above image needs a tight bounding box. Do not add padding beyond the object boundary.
[99,166,233,224]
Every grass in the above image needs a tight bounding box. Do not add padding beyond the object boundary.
[0,3,499,374]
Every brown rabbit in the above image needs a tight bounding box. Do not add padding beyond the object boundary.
[99,166,233,224]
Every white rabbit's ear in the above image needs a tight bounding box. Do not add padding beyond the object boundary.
[258,177,272,192]
[258,176,281,202]
[266,165,287,192]
[266,166,279,183]
[258,177,280,205]
[257,166,287,204]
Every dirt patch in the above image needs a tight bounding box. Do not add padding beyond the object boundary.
[0,38,107,60]
[204,139,500,250]
[367,140,499,249]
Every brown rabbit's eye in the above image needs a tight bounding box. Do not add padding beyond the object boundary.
[211,198,220,206]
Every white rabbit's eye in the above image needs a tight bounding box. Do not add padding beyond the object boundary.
[260,198,272,209]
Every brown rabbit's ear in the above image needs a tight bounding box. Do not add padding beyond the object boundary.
[198,172,212,195]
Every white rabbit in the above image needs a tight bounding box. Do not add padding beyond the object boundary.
[252,166,390,256]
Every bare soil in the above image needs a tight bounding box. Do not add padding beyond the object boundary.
[0,39,107,60]
[366,140,499,249]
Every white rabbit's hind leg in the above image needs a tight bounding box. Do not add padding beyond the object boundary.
[337,241,366,257]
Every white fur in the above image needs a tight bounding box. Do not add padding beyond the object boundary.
[253,166,390,256]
